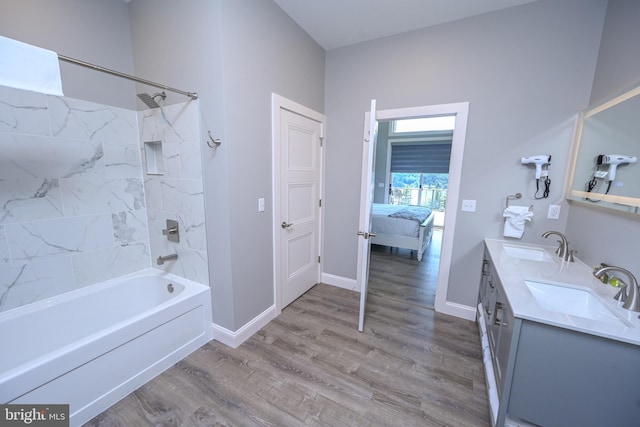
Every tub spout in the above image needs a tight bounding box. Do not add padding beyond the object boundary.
[157,254,178,265]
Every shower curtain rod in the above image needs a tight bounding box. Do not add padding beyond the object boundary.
[58,54,198,100]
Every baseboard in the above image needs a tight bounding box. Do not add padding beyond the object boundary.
[321,273,359,292]
[435,300,477,321]
[211,305,277,348]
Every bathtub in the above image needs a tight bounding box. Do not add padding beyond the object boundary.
[0,268,213,426]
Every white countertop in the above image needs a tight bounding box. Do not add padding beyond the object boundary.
[484,238,640,346]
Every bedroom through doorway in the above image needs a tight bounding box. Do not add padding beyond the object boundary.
[367,117,451,309]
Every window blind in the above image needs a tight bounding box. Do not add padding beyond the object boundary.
[390,143,451,173]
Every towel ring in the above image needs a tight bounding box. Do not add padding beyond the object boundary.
[505,193,533,210]
[505,193,522,208]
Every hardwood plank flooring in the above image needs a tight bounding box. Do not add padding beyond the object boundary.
[369,228,442,309]
[86,273,489,426]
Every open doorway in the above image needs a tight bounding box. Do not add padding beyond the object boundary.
[368,117,452,308]
[357,102,469,327]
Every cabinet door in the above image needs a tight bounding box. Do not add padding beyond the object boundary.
[486,272,499,351]
[494,297,514,395]
[478,257,489,307]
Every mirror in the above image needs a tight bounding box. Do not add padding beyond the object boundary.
[567,85,640,213]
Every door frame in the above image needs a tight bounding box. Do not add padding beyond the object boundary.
[357,101,470,319]
[272,93,326,313]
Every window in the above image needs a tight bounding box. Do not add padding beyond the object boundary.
[386,116,454,210]
[390,172,448,209]
[392,116,456,133]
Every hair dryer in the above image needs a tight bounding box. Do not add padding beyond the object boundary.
[521,155,551,179]
[596,154,637,181]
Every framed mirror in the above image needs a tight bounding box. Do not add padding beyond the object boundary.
[567,84,640,214]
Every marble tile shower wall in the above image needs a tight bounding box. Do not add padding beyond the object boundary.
[0,86,149,312]
[138,101,208,286]
[0,86,208,313]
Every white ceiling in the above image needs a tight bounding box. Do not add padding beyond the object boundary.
[273,0,538,50]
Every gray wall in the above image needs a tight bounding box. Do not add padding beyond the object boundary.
[323,0,607,306]
[219,0,324,329]
[130,0,325,330]
[0,0,136,109]
[3,0,325,331]
[6,0,633,328]
[566,0,640,280]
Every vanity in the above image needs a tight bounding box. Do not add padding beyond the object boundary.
[478,239,640,427]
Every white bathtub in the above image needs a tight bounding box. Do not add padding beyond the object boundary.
[0,268,213,426]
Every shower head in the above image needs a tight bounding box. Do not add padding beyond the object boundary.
[137,91,166,109]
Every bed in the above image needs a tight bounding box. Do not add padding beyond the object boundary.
[370,203,435,261]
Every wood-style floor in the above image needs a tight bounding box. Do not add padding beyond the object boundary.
[369,228,442,309]
[87,240,489,426]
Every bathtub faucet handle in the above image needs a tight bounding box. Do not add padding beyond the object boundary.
[162,219,179,243]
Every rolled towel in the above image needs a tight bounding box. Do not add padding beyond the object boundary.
[0,35,64,96]
[503,206,533,238]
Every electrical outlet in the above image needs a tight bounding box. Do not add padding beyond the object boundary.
[258,198,265,212]
[547,204,561,219]
[461,199,476,212]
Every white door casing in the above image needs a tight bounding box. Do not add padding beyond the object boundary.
[272,94,325,311]
[357,100,378,332]
[356,102,471,322]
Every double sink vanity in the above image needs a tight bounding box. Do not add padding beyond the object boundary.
[478,238,640,427]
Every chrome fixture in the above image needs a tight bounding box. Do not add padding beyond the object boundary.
[610,278,629,302]
[162,219,179,243]
[58,54,198,100]
[541,230,572,261]
[593,265,640,312]
[137,91,166,109]
[157,253,178,265]
[206,130,222,148]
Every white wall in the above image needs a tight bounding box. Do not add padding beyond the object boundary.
[129,0,325,330]
[323,0,607,307]
[565,0,640,280]
[0,88,149,311]
[139,102,209,284]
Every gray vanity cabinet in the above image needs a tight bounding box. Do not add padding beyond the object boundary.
[478,244,640,427]
[507,321,640,427]
[478,251,517,401]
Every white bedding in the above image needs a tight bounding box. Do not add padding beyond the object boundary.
[371,203,421,237]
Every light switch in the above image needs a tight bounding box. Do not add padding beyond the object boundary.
[461,199,476,212]
[258,198,265,212]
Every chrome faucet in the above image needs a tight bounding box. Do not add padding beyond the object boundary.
[593,265,639,312]
[541,231,573,261]
[157,253,178,265]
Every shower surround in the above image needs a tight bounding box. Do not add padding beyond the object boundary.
[0,85,208,312]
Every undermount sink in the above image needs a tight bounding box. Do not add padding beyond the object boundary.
[502,244,553,262]
[524,280,628,325]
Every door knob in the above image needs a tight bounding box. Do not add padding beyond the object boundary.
[281,221,293,229]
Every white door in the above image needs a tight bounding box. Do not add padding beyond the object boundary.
[279,108,323,308]
[357,100,378,331]
[356,102,471,321]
